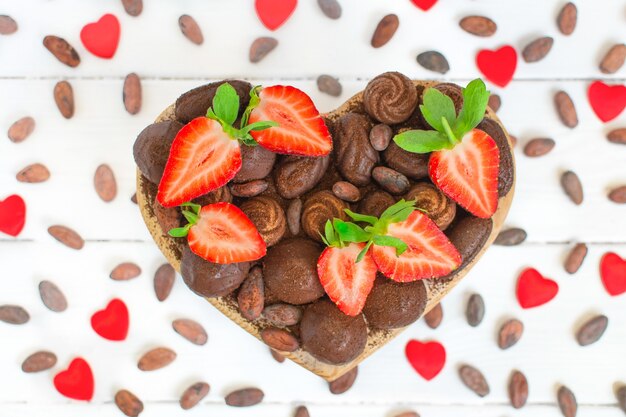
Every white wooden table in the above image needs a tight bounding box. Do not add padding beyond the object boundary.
[1,1,625,416]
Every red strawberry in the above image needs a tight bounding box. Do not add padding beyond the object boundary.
[428,129,499,219]
[317,242,377,316]
[371,210,461,282]
[249,85,332,156]
[157,117,241,207]
[188,202,266,264]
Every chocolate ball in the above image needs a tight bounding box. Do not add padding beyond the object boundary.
[334,113,379,186]
[233,144,276,183]
[383,141,429,180]
[192,186,232,206]
[263,238,325,305]
[363,72,418,124]
[180,246,250,298]
[405,183,456,230]
[362,274,427,329]
[300,299,368,365]
[478,117,514,197]
[175,80,253,123]
[358,190,396,218]
[434,83,463,114]
[445,216,493,269]
[240,196,287,247]
[133,121,183,184]
[302,191,349,242]
[274,155,330,199]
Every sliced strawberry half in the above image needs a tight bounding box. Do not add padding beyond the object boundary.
[429,128,499,218]
[187,202,266,264]
[371,211,461,282]
[317,242,377,316]
[157,117,241,207]
[249,85,332,156]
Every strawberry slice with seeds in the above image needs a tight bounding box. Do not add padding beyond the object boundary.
[157,117,241,207]
[187,202,266,264]
[371,210,461,282]
[317,242,377,316]
[429,129,499,218]
[249,85,332,156]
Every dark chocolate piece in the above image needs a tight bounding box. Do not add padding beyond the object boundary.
[405,183,456,230]
[362,274,427,329]
[333,113,379,186]
[358,190,396,218]
[240,196,287,247]
[133,121,183,184]
[274,155,330,199]
[477,118,514,197]
[233,144,277,183]
[175,80,253,123]
[382,141,429,180]
[363,72,418,124]
[301,191,349,242]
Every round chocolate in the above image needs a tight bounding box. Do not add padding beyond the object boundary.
[240,196,287,247]
[192,186,232,206]
[477,117,514,197]
[133,121,183,184]
[362,274,427,329]
[363,72,418,124]
[405,183,456,230]
[175,80,253,123]
[445,216,493,269]
[233,144,276,183]
[274,155,330,199]
[333,113,379,186]
[358,190,396,218]
[300,299,368,365]
[180,246,250,298]
[383,141,429,180]
[263,238,325,305]
[302,191,349,242]
[434,83,463,114]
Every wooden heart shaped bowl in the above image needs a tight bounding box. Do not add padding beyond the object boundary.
[136,78,515,381]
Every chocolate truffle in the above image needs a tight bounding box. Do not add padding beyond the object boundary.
[362,274,427,329]
[192,186,232,206]
[383,141,429,180]
[358,190,396,217]
[333,113,379,186]
[300,299,368,364]
[274,155,330,199]
[363,72,418,124]
[233,144,277,183]
[240,196,287,247]
[133,121,183,184]
[175,80,253,123]
[180,246,250,298]
[434,83,463,114]
[477,117,514,197]
[302,191,349,242]
[405,183,456,230]
[446,216,493,269]
[263,238,325,305]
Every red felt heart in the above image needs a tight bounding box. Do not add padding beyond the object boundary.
[80,14,120,59]
[91,298,129,341]
[0,194,26,237]
[410,0,438,11]
[600,252,626,296]
[53,358,94,401]
[587,81,626,122]
[255,0,297,31]
[405,340,446,381]
[476,46,517,88]
[516,268,558,309]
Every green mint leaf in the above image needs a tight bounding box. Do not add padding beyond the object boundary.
[323,220,339,247]
[333,219,371,243]
[181,210,199,225]
[356,240,374,263]
[420,87,457,132]
[344,209,378,225]
[394,130,451,154]
[453,78,490,138]
[212,83,240,126]
[241,85,262,127]
[373,235,408,256]
[168,225,191,238]
[380,199,416,222]
[206,107,219,121]
[240,120,279,134]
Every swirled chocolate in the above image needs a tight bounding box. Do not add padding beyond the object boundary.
[362,274,427,329]
[334,113,379,186]
[358,190,396,217]
[383,141,429,180]
[363,72,418,124]
[133,121,183,184]
[233,144,277,184]
[180,246,250,298]
[405,183,456,230]
[240,196,286,247]
[434,83,463,114]
[175,80,253,123]
[192,186,232,206]
[263,238,325,305]
[301,191,349,242]
[274,155,330,199]
[300,299,368,365]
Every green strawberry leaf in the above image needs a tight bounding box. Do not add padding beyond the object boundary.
[394,130,452,154]
[420,87,457,132]
[356,240,374,263]
[453,78,490,139]
[168,224,191,238]
[180,202,201,214]
[181,210,199,225]
[240,85,262,127]
[212,83,240,126]
[373,235,408,256]
[240,120,279,134]
[333,219,371,243]
[380,199,416,224]
[344,209,378,225]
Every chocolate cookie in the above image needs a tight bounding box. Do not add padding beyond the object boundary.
[362,274,427,329]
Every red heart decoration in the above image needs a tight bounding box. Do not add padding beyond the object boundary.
[476,46,517,88]
[91,298,129,341]
[80,14,120,59]
[587,81,626,122]
[600,252,626,296]
[53,358,94,401]
[410,0,438,11]
[0,194,26,237]
[255,0,297,31]
[405,340,446,381]
[516,268,558,309]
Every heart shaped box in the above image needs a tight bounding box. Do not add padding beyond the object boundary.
[136,80,515,381]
